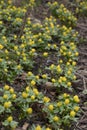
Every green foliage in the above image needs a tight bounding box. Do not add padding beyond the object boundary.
[0,85,80,129]
[48,2,77,26]
[76,1,87,16]
[0,0,81,129]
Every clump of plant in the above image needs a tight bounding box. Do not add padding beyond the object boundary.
[76,1,87,16]
[0,84,44,129]
[42,93,80,130]
[48,2,77,26]
[0,85,18,129]
[29,124,52,130]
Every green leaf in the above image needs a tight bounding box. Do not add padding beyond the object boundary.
[0,105,5,113]
[2,120,9,126]
[10,121,18,128]
[83,89,87,94]
[0,88,3,92]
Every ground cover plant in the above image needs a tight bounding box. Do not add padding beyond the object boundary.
[0,0,87,129]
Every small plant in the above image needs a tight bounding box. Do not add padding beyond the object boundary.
[75,0,87,16]
[43,93,80,129]
[2,116,18,130]
[0,85,18,129]
[48,2,77,26]
[29,124,52,130]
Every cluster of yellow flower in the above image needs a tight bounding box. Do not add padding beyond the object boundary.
[76,1,87,15]
[48,2,77,26]
[0,84,80,129]
[0,85,18,128]
[42,93,80,128]
[29,125,52,130]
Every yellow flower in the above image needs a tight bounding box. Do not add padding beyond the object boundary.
[31,80,36,86]
[60,41,64,45]
[33,89,39,96]
[61,46,67,51]
[50,23,54,28]
[23,56,26,61]
[51,78,56,83]
[72,61,76,66]
[74,106,80,112]
[66,62,70,66]
[26,108,33,114]
[16,51,20,56]
[53,116,59,122]
[57,67,62,73]
[50,64,54,70]
[20,44,25,48]
[48,44,51,47]
[31,95,35,100]
[21,35,24,40]
[71,45,76,50]
[4,101,11,108]
[2,36,6,40]
[29,40,35,45]
[36,75,39,79]
[63,52,66,56]
[3,94,8,99]
[14,46,18,51]
[4,69,8,72]
[43,52,48,57]
[65,99,70,105]
[63,93,68,98]
[17,65,21,70]
[57,102,62,107]
[6,57,9,60]
[73,75,76,80]
[22,92,28,98]
[35,125,42,130]
[0,58,3,62]
[14,35,17,39]
[46,128,51,130]
[58,78,62,83]
[38,38,42,42]
[0,21,3,24]
[67,71,71,75]
[5,49,9,54]
[69,59,72,62]
[59,59,63,63]
[4,85,10,90]
[48,104,54,111]
[75,52,79,56]
[62,77,67,82]
[0,44,4,49]
[22,52,26,57]
[9,88,14,94]
[42,74,47,79]
[12,94,16,99]
[31,48,36,53]
[25,86,30,92]
[53,44,57,48]
[73,95,80,103]
[70,110,76,117]
[27,71,33,76]
[7,116,13,122]
[67,82,71,87]
[60,49,63,54]
[43,96,50,103]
